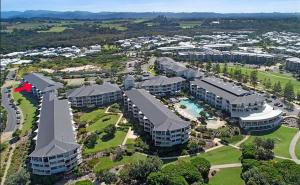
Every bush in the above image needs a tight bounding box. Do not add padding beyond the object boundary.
[6,168,30,185]
[97,171,118,184]
[75,179,93,185]
[190,157,211,181]
[84,133,98,148]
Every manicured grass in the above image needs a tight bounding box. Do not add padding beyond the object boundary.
[178,20,203,29]
[126,138,136,145]
[228,135,245,145]
[224,65,300,93]
[84,129,127,154]
[244,126,298,158]
[92,153,147,173]
[209,167,243,185]
[12,91,37,135]
[166,146,241,166]
[75,179,93,185]
[296,138,300,159]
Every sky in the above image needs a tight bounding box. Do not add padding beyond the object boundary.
[2,0,300,13]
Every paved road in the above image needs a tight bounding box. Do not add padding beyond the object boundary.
[289,130,300,164]
[1,87,17,132]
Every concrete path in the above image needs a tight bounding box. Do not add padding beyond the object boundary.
[235,135,250,147]
[122,127,132,146]
[289,130,300,164]
[211,163,242,170]
[1,144,16,185]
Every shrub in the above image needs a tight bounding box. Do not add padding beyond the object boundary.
[84,133,98,148]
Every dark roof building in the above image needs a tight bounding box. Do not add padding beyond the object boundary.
[30,92,80,175]
[66,83,121,98]
[23,73,63,93]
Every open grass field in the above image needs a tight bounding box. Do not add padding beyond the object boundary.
[38,26,67,33]
[224,65,300,93]
[166,146,241,166]
[12,91,37,135]
[209,167,243,185]
[91,153,147,173]
[296,139,300,159]
[244,126,298,158]
[178,20,203,29]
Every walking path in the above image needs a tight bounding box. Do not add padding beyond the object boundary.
[122,127,132,146]
[235,135,250,147]
[211,163,242,170]
[1,144,16,185]
[104,106,123,127]
[289,130,300,164]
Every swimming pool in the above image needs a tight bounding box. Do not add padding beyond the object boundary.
[179,99,210,118]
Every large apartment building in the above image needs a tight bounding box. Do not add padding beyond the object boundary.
[30,92,81,175]
[124,89,190,147]
[66,83,122,108]
[177,51,274,65]
[155,57,204,80]
[23,73,63,98]
[286,57,300,73]
[139,76,185,96]
[190,78,282,132]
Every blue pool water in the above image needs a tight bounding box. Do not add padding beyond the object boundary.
[179,99,210,118]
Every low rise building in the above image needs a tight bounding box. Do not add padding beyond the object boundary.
[123,75,135,90]
[30,92,81,175]
[139,76,185,96]
[124,89,190,147]
[286,57,300,73]
[190,78,282,132]
[66,83,122,107]
[23,73,63,98]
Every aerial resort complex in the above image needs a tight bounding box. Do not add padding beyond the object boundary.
[1,6,300,185]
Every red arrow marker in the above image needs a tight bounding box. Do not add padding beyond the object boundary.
[15,83,33,93]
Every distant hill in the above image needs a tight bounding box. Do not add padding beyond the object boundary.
[2,10,300,20]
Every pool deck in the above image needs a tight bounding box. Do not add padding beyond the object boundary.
[174,102,226,129]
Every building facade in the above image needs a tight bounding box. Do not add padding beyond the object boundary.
[190,78,282,132]
[66,83,122,108]
[286,57,300,73]
[30,92,81,175]
[124,89,190,147]
[139,76,185,96]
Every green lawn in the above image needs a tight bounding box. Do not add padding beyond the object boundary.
[224,65,300,93]
[147,66,157,76]
[12,91,37,135]
[166,146,241,166]
[209,167,244,185]
[92,153,147,173]
[126,138,136,145]
[84,129,127,154]
[244,126,298,158]
[296,138,300,159]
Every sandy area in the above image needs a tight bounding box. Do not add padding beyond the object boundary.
[60,65,100,72]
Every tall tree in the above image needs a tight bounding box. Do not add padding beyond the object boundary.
[284,81,295,102]
[250,70,258,88]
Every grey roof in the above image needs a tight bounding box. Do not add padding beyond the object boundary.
[125,89,189,131]
[191,78,264,104]
[156,57,187,73]
[23,73,63,93]
[124,75,135,81]
[30,92,78,158]
[287,57,300,64]
[66,83,121,98]
[202,78,248,96]
[140,76,185,87]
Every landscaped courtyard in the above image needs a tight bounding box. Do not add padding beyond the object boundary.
[79,108,128,154]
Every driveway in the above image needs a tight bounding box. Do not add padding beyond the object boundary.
[1,87,17,132]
